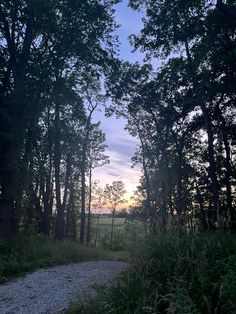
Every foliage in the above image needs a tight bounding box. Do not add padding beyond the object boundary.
[70,232,236,314]
[104,181,126,211]
[0,0,119,240]
[0,233,127,283]
[107,0,236,232]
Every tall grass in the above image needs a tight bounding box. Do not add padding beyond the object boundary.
[73,232,236,314]
[0,234,128,283]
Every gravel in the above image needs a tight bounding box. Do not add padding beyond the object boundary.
[0,261,128,314]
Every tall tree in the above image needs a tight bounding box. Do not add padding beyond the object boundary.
[0,0,119,239]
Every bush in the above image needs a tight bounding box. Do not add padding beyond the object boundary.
[73,232,236,314]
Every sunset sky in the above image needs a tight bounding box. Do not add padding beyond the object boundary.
[92,1,144,204]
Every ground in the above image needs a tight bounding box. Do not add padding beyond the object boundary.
[0,261,127,314]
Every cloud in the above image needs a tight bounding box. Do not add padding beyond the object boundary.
[90,3,145,204]
[107,172,119,177]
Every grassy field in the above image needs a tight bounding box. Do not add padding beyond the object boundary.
[0,217,141,283]
[0,235,130,283]
[89,216,126,249]
[89,216,145,251]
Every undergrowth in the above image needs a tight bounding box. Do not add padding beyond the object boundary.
[0,234,128,283]
[68,232,236,314]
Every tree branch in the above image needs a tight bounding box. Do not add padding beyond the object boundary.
[216,0,236,20]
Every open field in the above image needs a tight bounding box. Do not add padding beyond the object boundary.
[88,216,145,251]
[0,218,142,283]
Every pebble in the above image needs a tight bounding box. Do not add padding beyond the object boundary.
[0,261,127,314]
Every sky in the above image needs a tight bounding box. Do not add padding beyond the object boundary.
[92,1,144,205]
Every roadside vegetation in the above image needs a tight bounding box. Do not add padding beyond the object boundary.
[68,232,236,314]
[0,216,134,283]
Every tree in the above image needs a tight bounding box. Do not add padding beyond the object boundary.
[104,181,126,248]
[85,125,109,245]
[91,182,106,247]
[105,0,236,231]
[78,74,108,244]
[0,0,119,239]
[216,0,236,20]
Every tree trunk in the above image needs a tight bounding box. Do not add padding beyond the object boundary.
[42,107,54,235]
[54,101,64,240]
[86,164,92,245]
[184,40,221,226]
[201,103,221,225]
[79,104,97,243]
[62,153,72,213]
[138,132,151,235]
[80,163,86,244]
[0,3,36,239]
[42,165,53,235]
[216,104,235,229]
[94,213,101,248]
[0,85,25,238]
[0,116,22,239]
[110,209,115,249]
[195,181,208,229]
[66,180,76,240]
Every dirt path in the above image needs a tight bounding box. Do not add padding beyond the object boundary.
[0,261,127,314]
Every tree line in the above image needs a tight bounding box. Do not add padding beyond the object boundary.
[107,0,236,232]
[0,0,120,241]
[1,0,236,241]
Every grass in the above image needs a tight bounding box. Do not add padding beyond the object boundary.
[0,233,129,283]
[96,217,126,226]
[68,232,236,314]
[0,218,140,283]
[90,217,145,251]
[89,216,127,249]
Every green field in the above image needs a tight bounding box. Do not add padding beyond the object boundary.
[95,217,126,226]
[89,216,126,250]
[88,216,145,251]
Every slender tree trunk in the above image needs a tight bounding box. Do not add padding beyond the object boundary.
[62,153,72,212]
[54,101,64,240]
[216,104,235,229]
[201,103,221,224]
[176,157,183,222]
[86,164,92,245]
[42,107,54,235]
[110,209,115,249]
[158,179,167,231]
[195,181,208,229]
[79,106,96,243]
[94,213,101,248]
[80,163,86,244]
[42,165,53,235]
[66,180,76,240]
[139,134,151,235]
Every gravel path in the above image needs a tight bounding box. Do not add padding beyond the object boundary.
[0,261,127,314]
